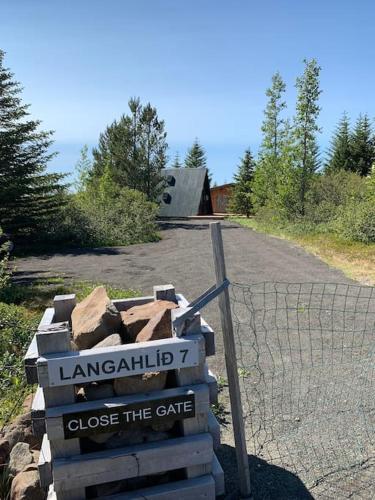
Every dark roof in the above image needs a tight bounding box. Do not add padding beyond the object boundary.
[159,167,212,217]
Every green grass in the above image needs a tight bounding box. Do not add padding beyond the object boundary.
[0,277,139,426]
[231,216,375,286]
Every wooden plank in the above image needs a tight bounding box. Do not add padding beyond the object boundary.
[37,335,202,388]
[53,294,76,323]
[38,434,52,488]
[153,284,177,303]
[31,387,46,437]
[212,454,225,496]
[200,320,215,357]
[103,475,216,499]
[175,336,206,387]
[208,410,220,451]
[112,296,153,312]
[46,385,209,441]
[37,315,85,500]
[206,369,218,406]
[24,307,55,384]
[210,222,251,497]
[53,434,214,492]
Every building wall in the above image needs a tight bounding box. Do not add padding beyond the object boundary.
[210,184,233,213]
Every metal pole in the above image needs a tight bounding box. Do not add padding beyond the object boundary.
[210,221,251,498]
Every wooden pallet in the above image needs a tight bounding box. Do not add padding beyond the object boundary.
[26,286,224,499]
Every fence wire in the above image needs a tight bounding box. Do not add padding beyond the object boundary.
[231,282,375,499]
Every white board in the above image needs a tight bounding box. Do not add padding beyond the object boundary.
[37,335,202,388]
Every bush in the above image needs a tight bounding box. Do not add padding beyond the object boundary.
[0,228,11,296]
[47,187,159,247]
[334,200,375,243]
[304,171,367,225]
[0,303,38,424]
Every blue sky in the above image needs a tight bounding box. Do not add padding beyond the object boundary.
[2,0,375,184]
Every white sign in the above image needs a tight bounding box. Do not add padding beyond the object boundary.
[38,336,200,387]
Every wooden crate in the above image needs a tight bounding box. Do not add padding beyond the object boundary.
[25,286,224,499]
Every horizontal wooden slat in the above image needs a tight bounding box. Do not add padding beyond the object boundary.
[112,296,154,311]
[37,334,204,388]
[45,384,210,441]
[103,475,216,499]
[53,434,213,491]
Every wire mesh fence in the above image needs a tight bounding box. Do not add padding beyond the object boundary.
[231,282,375,499]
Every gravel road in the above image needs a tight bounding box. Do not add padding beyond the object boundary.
[16,219,366,499]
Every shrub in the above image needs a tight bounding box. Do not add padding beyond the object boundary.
[304,171,367,224]
[47,187,159,247]
[0,303,38,424]
[334,200,375,243]
[0,228,11,296]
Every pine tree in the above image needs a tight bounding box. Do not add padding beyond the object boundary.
[91,99,168,201]
[229,149,255,217]
[293,58,322,215]
[184,138,212,183]
[350,114,375,177]
[184,138,207,168]
[0,50,66,236]
[171,152,182,168]
[325,112,353,173]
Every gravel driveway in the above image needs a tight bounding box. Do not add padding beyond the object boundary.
[16,219,365,499]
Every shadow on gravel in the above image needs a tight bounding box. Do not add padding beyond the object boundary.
[217,444,314,500]
[158,221,240,231]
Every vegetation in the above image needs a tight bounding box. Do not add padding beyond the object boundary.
[229,149,255,217]
[0,50,66,239]
[91,97,168,202]
[0,256,139,426]
[230,58,375,254]
[184,138,212,183]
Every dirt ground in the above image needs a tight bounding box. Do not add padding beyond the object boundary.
[16,219,365,499]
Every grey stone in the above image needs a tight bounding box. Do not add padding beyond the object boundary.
[8,442,34,477]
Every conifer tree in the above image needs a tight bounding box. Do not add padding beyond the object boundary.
[184,138,212,183]
[350,114,375,176]
[171,152,182,168]
[0,50,66,236]
[92,99,168,201]
[293,58,322,215]
[184,138,207,168]
[229,149,255,217]
[325,112,353,173]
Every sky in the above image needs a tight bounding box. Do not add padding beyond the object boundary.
[1,0,375,185]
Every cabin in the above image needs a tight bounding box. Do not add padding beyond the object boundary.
[210,183,234,214]
[159,167,213,217]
